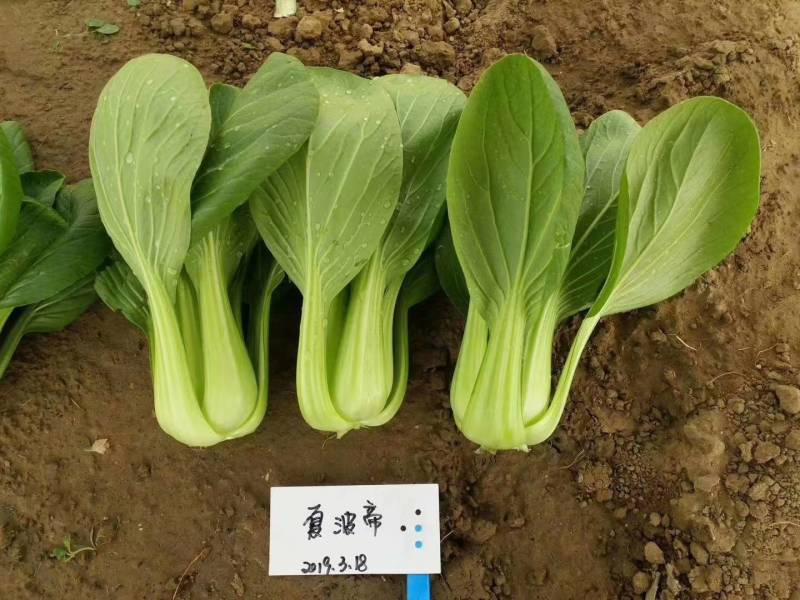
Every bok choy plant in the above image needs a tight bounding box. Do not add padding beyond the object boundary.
[0,122,109,379]
[90,52,317,447]
[251,70,464,434]
[443,54,761,451]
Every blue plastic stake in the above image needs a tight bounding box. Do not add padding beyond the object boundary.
[407,574,431,600]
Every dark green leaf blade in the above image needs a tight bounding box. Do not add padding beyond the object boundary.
[26,275,98,333]
[190,53,319,241]
[0,121,34,174]
[0,201,66,306]
[0,180,111,307]
[558,110,640,319]
[20,170,65,206]
[446,53,584,324]
[434,222,469,315]
[0,128,24,255]
[591,97,761,317]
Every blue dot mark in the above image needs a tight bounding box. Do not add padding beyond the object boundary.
[415,525,423,533]
[415,541,423,549]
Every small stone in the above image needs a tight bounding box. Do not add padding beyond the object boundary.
[694,474,720,493]
[748,480,769,501]
[632,571,651,594]
[187,17,205,36]
[268,17,296,39]
[455,0,474,14]
[531,25,557,58]
[400,62,423,75]
[286,47,322,66]
[690,542,709,565]
[296,15,324,41]
[644,541,665,564]
[785,429,800,450]
[357,38,384,57]
[739,441,753,462]
[754,441,781,464]
[354,23,373,39]
[337,48,363,69]
[427,24,445,42]
[689,564,723,593]
[183,0,200,10]
[444,17,460,34]
[730,397,746,414]
[264,36,285,52]
[210,12,233,34]
[416,40,456,69]
[774,384,800,414]
[170,17,186,36]
[241,13,261,30]
[648,512,661,527]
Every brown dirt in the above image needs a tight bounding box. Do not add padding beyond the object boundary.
[1,0,800,598]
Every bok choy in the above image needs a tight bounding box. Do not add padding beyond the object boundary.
[443,54,761,451]
[0,122,109,379]
[90,52,317,446]
[251,70,464,435]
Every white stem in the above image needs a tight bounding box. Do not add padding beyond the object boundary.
[274,0,297,18]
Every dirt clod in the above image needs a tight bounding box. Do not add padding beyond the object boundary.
[296,16,324,41]
[632,571,651,594]
[754,440,781,463]
[210,12,233,34]
[773,384,800,414]
[644,541,665,565]
[241,14,261,30]
[531,25,557,58]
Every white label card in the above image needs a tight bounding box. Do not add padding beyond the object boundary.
[269,484,441,576]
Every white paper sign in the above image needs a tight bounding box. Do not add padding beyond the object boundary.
[269,484,440,576]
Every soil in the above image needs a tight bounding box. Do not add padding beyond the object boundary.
[1,0,799,598]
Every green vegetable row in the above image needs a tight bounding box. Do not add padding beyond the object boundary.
[0,122,109,379]
[0,52,759,452]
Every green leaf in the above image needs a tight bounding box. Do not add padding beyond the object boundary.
[252,68,403,303]
[399,250,440,310]
[591,97,761,318]
[25,275,98,333]
[0,275,97,379]
[20,170,65,206]
[191,53,319,241]
[0,128,24,255]
[445,54,584,450]
[86,19,106,29]
[96,23,120,35]
[95,260,149,332]
[127,0,141,7]
[89,53,211,301]
[374,74,465,285]
[446,54,584,326]
[0,121,35,174]
[242,245,285,408]
[558,110,640,319]
[0,201,67,304]
[0,180,110,308]
[434,222,469,315]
